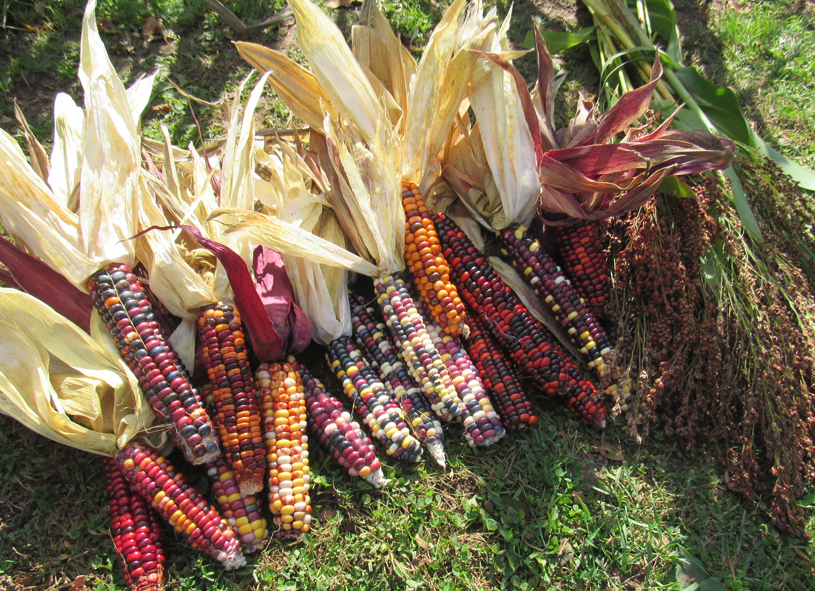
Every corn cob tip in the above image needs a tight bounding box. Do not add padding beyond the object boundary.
[363,467,390,489]
[238,476,265,497]
[426,441,447,468]
[220,550,247,570]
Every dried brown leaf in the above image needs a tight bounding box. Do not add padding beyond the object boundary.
[592,441,625,462]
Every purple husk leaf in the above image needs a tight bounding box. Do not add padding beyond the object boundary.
[253,246,313,355]
[537,167,672,225]
[534,27,556,136]
[0,236,93,333]
[544,133,733,178]
[580,56,664,146]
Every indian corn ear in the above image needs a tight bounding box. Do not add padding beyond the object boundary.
[203,410,268,553]
[554,220,610,311]
[463,313,538,431]
[198,302,265,495]
[433,214,608,429]
[102,456,166,591]
[498,223,613,378]
[116,442,246,569]
[255,358,312,540]
[326,336,423,462]
[89,265,219,463]
[299,363,388,487]
[402,181,467,336]
[423,321,506,447]
[349,291,446,467]
[375,273,464,421]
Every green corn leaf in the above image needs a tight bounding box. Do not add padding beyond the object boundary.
[722,165,763,244]
[643,0,682,65]
[658,176,694,197]
[700,241,725,294]
[672,67,752,145]
[523,27,596,54]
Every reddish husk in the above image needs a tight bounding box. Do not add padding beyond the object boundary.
[480,33,734,225]
[0,235,93,332]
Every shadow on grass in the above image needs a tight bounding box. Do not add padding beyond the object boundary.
[0,0,292,147]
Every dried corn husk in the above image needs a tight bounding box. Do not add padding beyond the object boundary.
[0,131,96,287]
[48,93,84,209]
[400,0,498,191]
[0,289,160,455]
[234,41,335,134]
[465,9,539,230]
[0,0,157,290]
[287,0,381,144]
[78,0,149,269]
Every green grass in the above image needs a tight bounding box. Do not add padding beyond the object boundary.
[2,0,815,590]
[2,392,814,590]
[703,0,815,169]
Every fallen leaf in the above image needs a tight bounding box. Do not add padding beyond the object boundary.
[96,17,115,33]
[14,574,39,586]
[70,575,87,591]
[557,539,574,565]
[143,15,163,39]
[572,491,589,505]
[592,441,625,462]
[326,0,359,7]
[415,534,431,551]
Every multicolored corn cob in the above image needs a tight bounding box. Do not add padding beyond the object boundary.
[555,220,610,310]
[349,292,446,467]
[116,442,246,569]
[433,214,608,429]
[198,303,265,495]
[205,458,268,553]
[402,180,467,336]
[89,265,219,463]
[498,223,613,377]
[463,313,538,431]
[424,321,506,447]
[202,410,268,553]
[255,358,312,540]
[300,364,388,487]
[326,337,423,462]
[374,273,464,421]
[102,457,166,591]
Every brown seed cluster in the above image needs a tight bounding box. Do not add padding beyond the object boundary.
[607,172,815,535]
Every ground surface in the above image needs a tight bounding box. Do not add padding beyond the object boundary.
[1,0,815,590]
